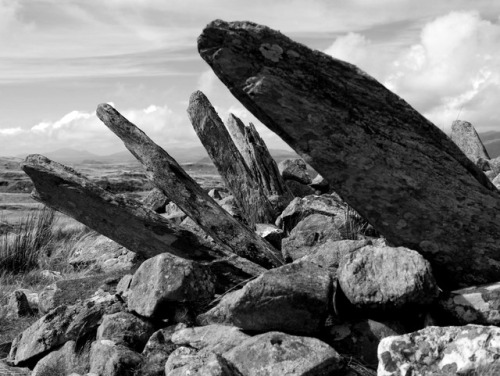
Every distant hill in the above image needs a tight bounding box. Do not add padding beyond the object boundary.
[195,148,300,165]
[479,131,500,159]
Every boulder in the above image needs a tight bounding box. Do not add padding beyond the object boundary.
[339,245,439,312]
[223,331,344,375]
[171,325,250,354]
[198,261,332,334]
[165,347,237,376]
[38,274,122,314]
[140,323,186,376]
[68,235,138,273]
[208,188,223,200]
[162,202,187,224]
[127,253,216,319]
[281,213,346,261]
[142,187,169,213]
[89,340,142,376]
[8,293,123,366]
[438,281,500,325]
[5,291,34,318]
[32,340,88,376]
[197,19,500,289]
[378,325,500,375]
[278,158,311,184]
[327,319,407,368]
[255,223,283,250]
[310,173,329,193]
[278,195,345,235]
[284,179,315,198]
[450,120,490,163]
[96,312,155,352]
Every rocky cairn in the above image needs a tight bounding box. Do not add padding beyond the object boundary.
[4,19,500,376]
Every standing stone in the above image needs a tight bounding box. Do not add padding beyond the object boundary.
[378,325,500,375]
[450,120,490,163]
[6,291,34,318]
[197,19,500,289]
[339,245,439,312]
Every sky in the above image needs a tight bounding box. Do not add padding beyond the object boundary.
[1,0,500,157]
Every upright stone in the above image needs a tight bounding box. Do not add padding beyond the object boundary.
[187,91,276,227]
[450,120,490,163]
[198,19,500,289]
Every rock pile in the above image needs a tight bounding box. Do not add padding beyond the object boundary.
[4,18,500,376]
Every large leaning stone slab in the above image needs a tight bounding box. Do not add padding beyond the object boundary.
[438,281,500,325]
[378,325,500,375]
[223,331,344,376]
[198,19,500,289]
[197,261,332,334]
[339,245,439,312]
[450,120,490,163]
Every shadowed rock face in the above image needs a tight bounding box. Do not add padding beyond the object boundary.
[197,19,500,289]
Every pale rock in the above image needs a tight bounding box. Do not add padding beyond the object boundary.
[89,340,142,376]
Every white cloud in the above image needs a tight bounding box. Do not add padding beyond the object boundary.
[0,104,196,156]
[384,11,500,132]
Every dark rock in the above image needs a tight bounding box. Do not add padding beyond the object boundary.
[378,325,500,375]
[198,261,332,334]
[339,245,439,312]
[284,179,315,198]
[255,223,283,250]
[223,331,344,375]
[309,173,329,193]
[278,158,311,184]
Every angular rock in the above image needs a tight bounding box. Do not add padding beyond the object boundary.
[310,174,329,193]
[255,223,283,250]
[96,103,283,269]
[198,19,500,289]
[89,340,142,376]
[278,158,311,185]
[115,274,133,299]
[32,341,88,376]
[68,235,138,273]
[281,213,346,261]
[198,261,332,334]
[6,291,34,318]
[96,312,155,352]
[284,179,315,198]
[327,319,406,368]
[278,195,345,235]
[8,294,123,366]
[142,187,170,213]
[378,325,500,375]
[438,281,500,325]
[140,324,186,376]
[223,331,344,375]
[188,91,276,226]
[165,347,238,376]
[38,274,119,314]
[339,245,439,312]
[127,253,215,319]
[208,188,223,200]
[450,120,490,163]
[226,114,293,203]
[172,325,250,354]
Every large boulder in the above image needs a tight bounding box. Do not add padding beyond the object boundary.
[281,213,347,261]
[198,261,332,334]
[127,253,216,319]
[32,340,88,376]
[89,340,142,376]
[284,179,315,198]
[378,325,500,375]
[278,158,311,184]
[197,19,500,289]
[171,325,250,354]
[438,281,500,325]
[165,347,237,376]
[96,312,155,352]
[339,245,439,312]
[223,331,344,375]
[5,290,34,318]
[450,120,490,163]
[8,293,124,366]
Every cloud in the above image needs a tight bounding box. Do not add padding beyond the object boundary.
[0,103,196,156]
[385,11,500,131]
